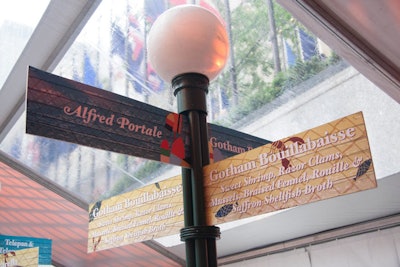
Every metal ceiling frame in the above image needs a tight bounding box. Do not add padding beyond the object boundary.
[277,0,400,103]
[0,0,101,142]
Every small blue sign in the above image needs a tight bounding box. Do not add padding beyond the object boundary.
[0,235,52,265]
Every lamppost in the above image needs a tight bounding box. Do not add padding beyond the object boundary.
[147,5,229,267]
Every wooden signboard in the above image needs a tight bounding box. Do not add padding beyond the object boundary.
[88,175,184,252]
[26,66,269,168]
[203,112,376,225]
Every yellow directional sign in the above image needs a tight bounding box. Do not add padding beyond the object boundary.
[203,112,376,225]
[88,175,184,252]
[87,112,376,252]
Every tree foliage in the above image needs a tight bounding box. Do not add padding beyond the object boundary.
[211,0,340,125]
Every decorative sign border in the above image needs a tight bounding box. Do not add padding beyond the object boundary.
[203,112,376,225]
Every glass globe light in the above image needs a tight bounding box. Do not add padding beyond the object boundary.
[147,5,229,82]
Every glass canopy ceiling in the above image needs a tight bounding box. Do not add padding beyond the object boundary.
[0,0,50,89]
[1,0,398,204]
[0,0,399,266]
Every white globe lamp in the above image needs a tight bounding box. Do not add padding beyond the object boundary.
[147,4,229,82]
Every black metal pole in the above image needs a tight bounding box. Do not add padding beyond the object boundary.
[174,73,220,267]
[182,167,195,267]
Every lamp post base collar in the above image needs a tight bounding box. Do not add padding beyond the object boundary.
[180,225,221,241]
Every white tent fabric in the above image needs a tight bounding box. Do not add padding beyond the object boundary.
[395,228,400,263]
[226,248,310,267]
[309,227,400,267]
[226,226,400,267]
